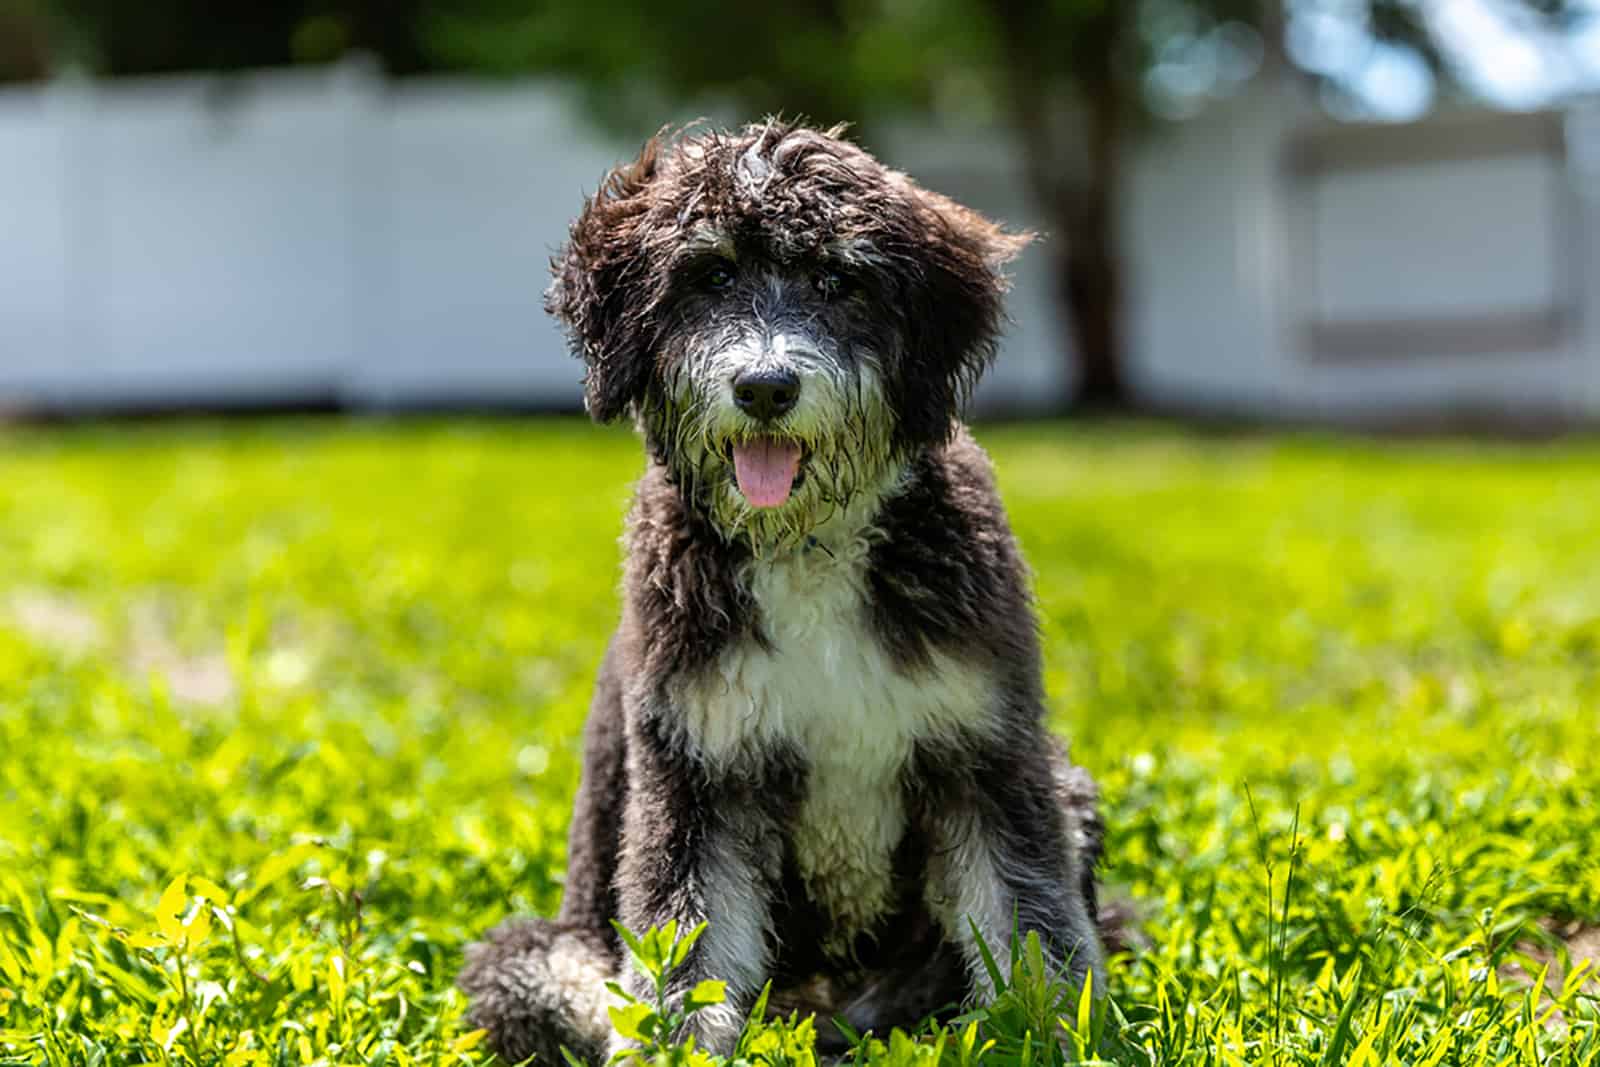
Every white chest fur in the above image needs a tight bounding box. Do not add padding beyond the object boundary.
[673,535,993,945]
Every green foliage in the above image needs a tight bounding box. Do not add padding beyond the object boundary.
[606,919,724,1064]
[1,417,1599,1065]
[415,0,1595,137]
[38,1,1593,130]
[420,0,997,135]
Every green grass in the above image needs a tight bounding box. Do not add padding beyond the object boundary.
[1,417,1597,1066]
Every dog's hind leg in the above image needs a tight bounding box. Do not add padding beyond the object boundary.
[558,637,629,936]
[1050,749,1134,957]
[458,919,615,1065]
[459,640,630,1064]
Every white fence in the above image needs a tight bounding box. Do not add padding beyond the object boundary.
[2,61,1598,420]
[1126,79,1600,421]
[1,64,642,410]
[0,61,1068,414]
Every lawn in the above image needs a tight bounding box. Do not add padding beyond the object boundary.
[1,417,1597,1066]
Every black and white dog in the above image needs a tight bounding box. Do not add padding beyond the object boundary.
[459,122,1106,1065]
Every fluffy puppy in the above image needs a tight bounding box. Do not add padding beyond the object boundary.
[459,121,1106,1065]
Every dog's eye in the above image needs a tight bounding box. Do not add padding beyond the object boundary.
[814,270,852,298]
[703,264,736,292]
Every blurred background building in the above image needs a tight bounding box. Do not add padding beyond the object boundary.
[4,0,1600,424]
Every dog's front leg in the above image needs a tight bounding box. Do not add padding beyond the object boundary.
[609,723,780,1058]
[926,752,1104,1004]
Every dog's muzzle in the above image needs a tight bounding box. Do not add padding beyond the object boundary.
[726,368,804,508]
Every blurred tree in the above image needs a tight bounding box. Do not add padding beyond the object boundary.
[420,0,1591,410]
[32,0,1594,409]
[0,0,52,81]
[41,1,433,75]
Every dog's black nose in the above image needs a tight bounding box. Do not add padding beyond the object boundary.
[733,369,800,422]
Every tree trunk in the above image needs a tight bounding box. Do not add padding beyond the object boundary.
[0,3,52,82]
[1057,79,1127,411]
[988,0,1133,412]
[1057,239,1124,410]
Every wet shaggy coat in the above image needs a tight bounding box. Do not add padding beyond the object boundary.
[458,122,1108,1066]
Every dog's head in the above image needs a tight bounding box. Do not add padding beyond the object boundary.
[548,121,1028,548]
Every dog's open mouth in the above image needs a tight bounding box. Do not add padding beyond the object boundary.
[725,437,805,508]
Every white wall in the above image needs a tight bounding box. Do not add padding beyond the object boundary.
[1,62,1597,420]
[345,83,598,405]
[0,64,1066,414]
[1125,86,1295,414]
[1307,157,1559,322]
[0,86,70,395]
[1126,78,1600,420]
[1570,101,1600,415]
[3,67,370,408]
[85,70,360,402]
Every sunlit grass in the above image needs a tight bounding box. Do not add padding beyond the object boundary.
[1,417,1596,1064]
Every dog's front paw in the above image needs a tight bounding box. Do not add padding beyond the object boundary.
[681,1002,744,1056]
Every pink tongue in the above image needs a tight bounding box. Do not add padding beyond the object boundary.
[732,438,803,508]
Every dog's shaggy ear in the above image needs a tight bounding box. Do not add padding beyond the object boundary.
[547,137,665,422]
[892,184,1032,447]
